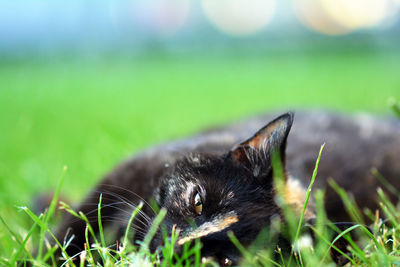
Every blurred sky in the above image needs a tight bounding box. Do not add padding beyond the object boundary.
[1,0,400,57]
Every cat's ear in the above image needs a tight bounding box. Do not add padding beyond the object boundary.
[228,112,294,180]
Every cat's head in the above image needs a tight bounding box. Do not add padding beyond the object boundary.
[151,113,294,266]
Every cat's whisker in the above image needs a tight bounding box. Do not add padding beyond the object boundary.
[96,192,154,222]
[88,192,139,210]
[91,202,152,226]
[85,193,154,222]
[92,217,149,234]
[78,215,149,238]
[93,191,154,221]
[97,185,157,215]
[65,201,153,228]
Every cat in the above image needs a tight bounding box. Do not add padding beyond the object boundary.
[53,110,400,266]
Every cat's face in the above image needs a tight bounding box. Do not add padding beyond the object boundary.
[151,113,294,266]
[153,155,281,265]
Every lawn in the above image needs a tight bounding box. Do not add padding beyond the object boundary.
[0,46,400,262]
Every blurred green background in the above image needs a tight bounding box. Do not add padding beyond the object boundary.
[0,0,400,254]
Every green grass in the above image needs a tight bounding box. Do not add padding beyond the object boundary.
[1,48,400,265]
[3,129,400,266]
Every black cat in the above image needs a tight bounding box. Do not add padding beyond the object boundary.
[54,110,400,265]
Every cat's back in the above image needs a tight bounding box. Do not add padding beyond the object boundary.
[285,111,400,220]
[138,110,400,169]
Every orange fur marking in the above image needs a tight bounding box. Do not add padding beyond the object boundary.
[283,176,315,219]
[177,213,239,245]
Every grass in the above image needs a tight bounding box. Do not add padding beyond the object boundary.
[3,126,400,266]
[1,47,400,265]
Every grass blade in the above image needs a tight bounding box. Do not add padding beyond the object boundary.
[328,179,364,224]
[123,201,144,247]
[20,206,74,266]
[38,165,67,260]
[227,231,255,265]
[373,168,399,197]
[388,97,400,119]
[10,221,37,265]
[97,194,106,248]
[288,143,325,266]
[0,214,23,246]
[140,208,167,254]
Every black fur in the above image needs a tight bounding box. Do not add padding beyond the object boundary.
[53,110,400,265]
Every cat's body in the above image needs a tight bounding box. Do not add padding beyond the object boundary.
[55,110,400,265]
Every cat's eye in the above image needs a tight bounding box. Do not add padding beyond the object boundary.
[220,257,232,266]
[193,192,203,215]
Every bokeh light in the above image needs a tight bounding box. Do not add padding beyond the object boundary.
[293,0,398,35]
[110,0,190,37]
[201,0,276,36]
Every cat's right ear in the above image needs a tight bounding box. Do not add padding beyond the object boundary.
[228,112,294,181]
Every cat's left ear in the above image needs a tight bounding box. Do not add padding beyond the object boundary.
[228,112,294,180]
